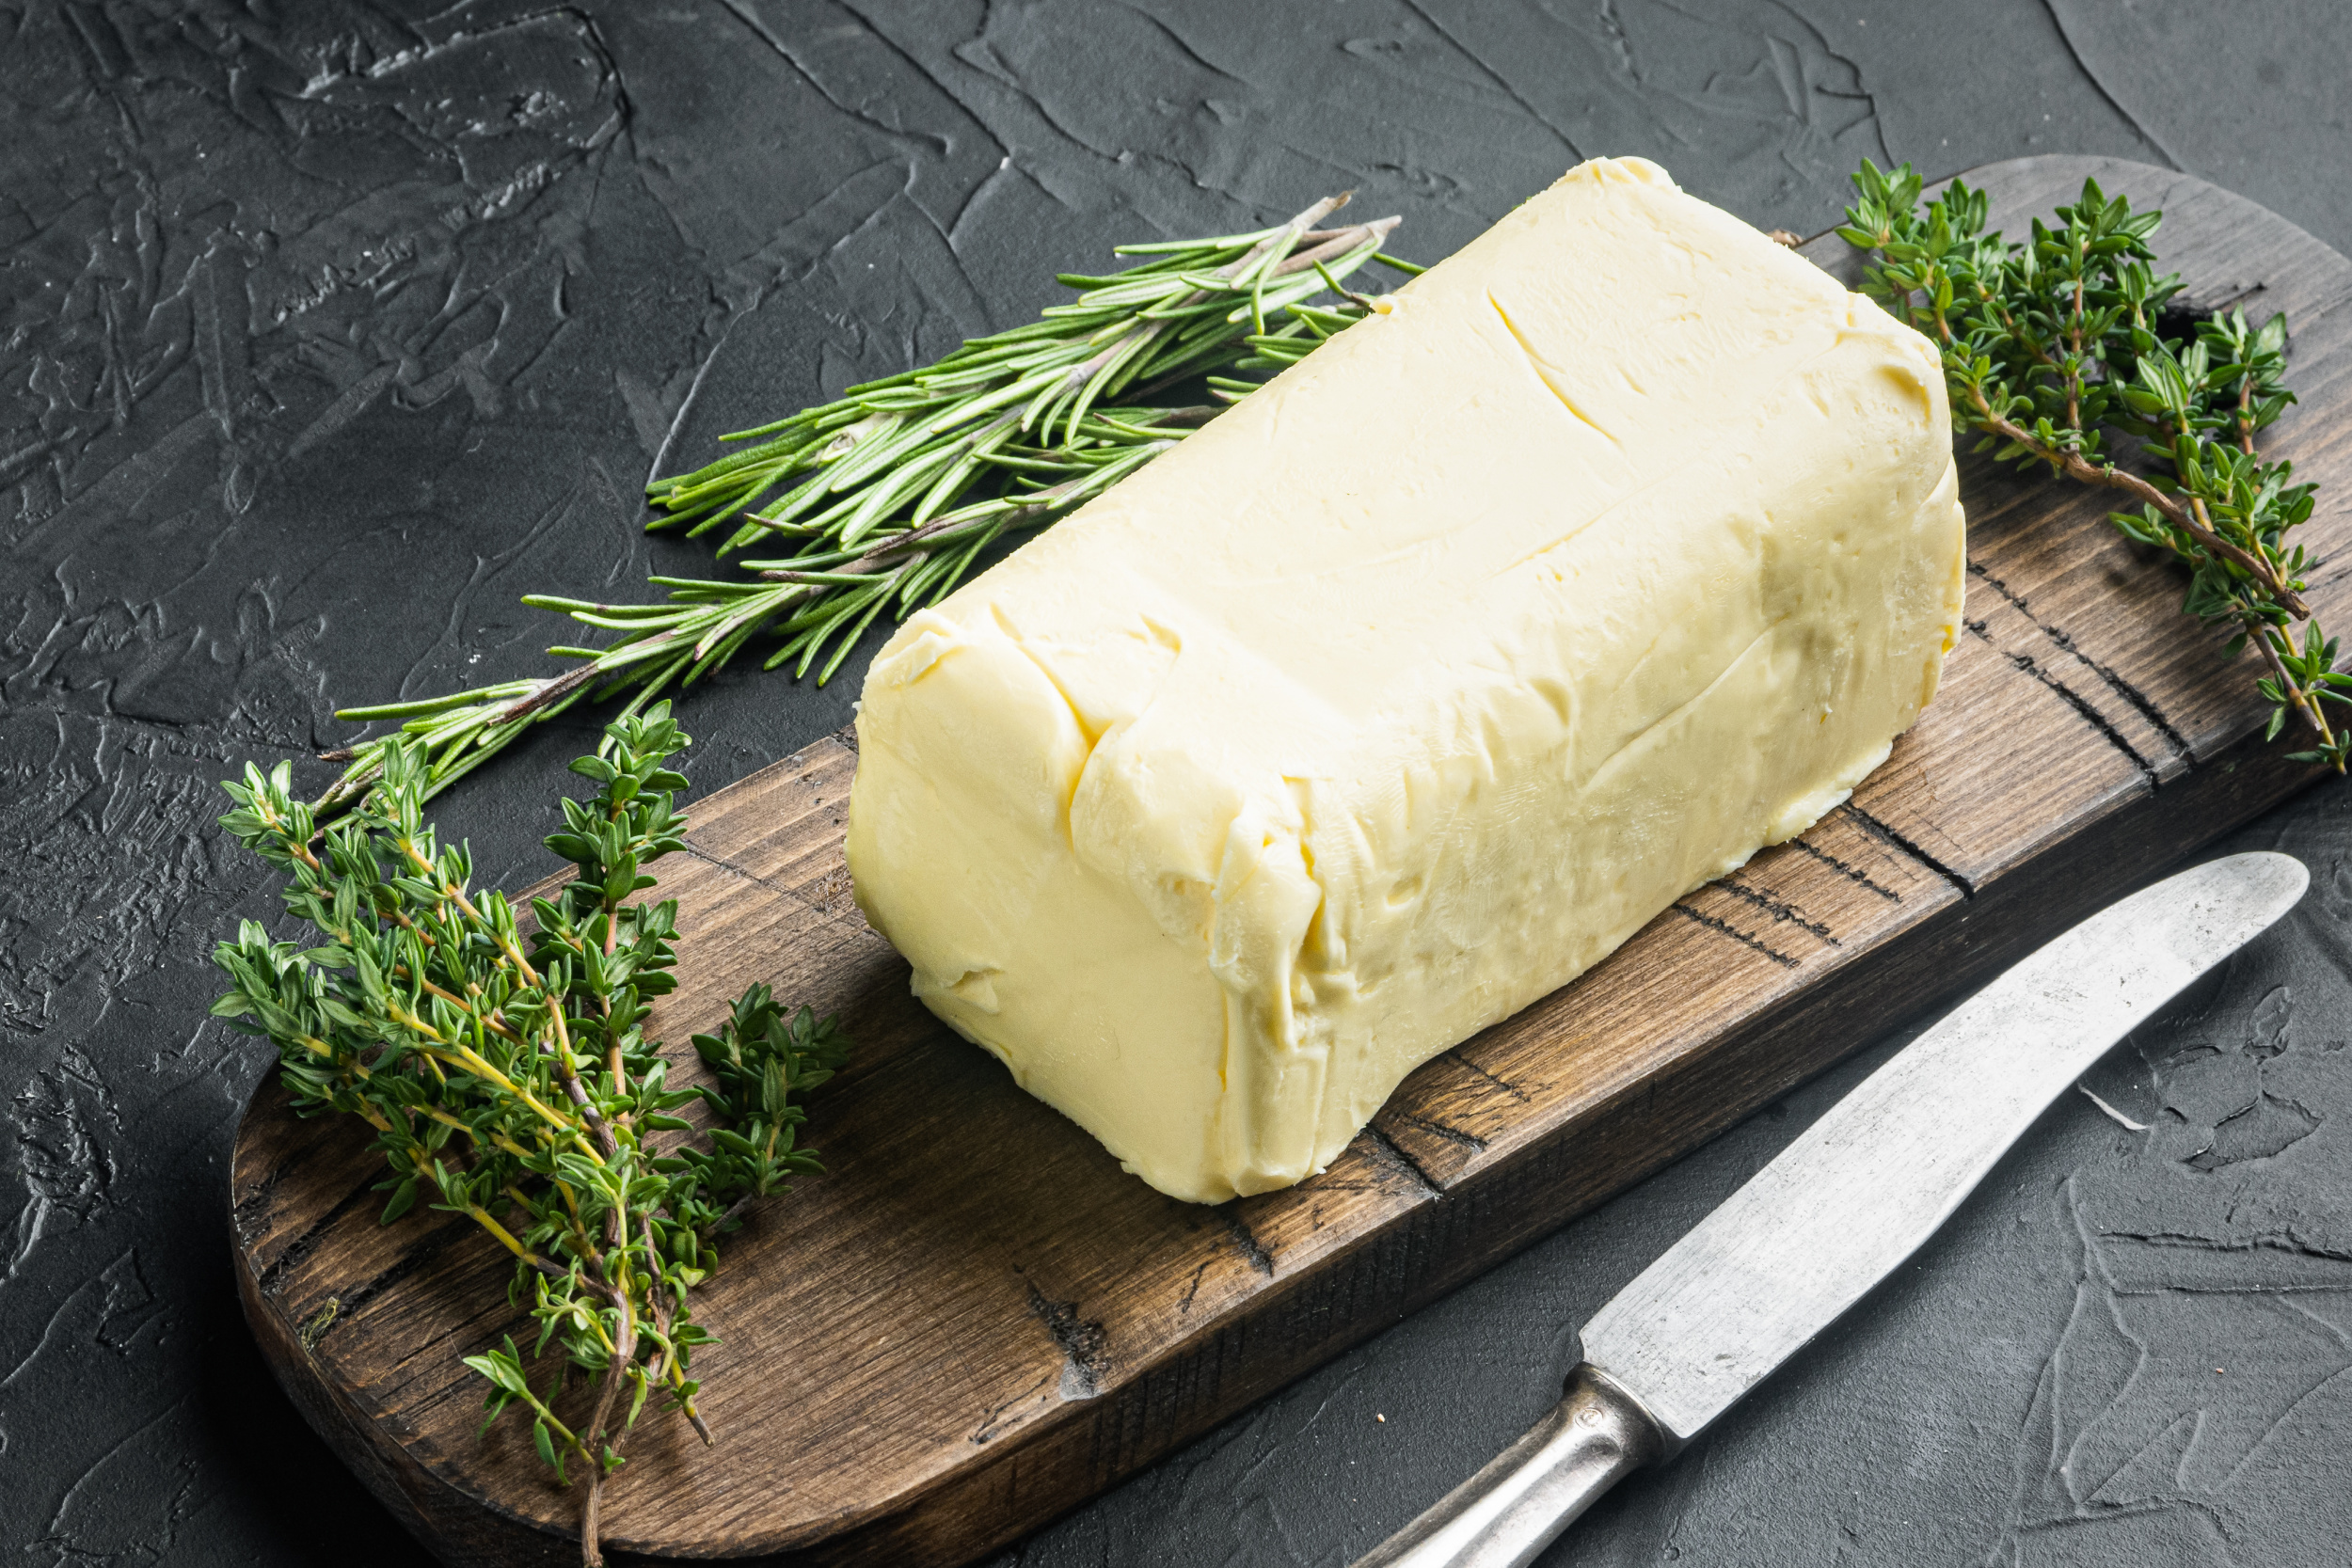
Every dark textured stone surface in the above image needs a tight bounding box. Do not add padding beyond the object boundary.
[3,3,2348,1563]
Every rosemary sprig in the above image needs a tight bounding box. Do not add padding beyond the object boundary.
[653,193,1400,554]
[212,703,850,1564]
[311,198,1415,819]
[1840,162,2344,770]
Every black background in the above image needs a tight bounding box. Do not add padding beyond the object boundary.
[5,3,2351,1564]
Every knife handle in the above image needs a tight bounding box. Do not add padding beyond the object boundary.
[1350,1365,1668,1568]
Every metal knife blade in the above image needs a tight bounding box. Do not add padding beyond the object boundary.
[1580,848,2306,1442]
[1353,850,2307,1568]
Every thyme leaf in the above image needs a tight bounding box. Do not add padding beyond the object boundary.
[215,702,849,1564]
[1842,161,2341,770]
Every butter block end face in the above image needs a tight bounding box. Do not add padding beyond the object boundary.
[848,627,1239,1202]
[845,157,1965,1205]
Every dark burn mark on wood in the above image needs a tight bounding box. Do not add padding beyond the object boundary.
[1670,901,1801,969]
[1024,1278,1109,1400]
[1787,835,1902,901]
[1385,1109,1489,1153]
[1843,804,1977,899]
[2047,632,2194,760]
[1968,562,2192,758]
[1981,628,2162,791]
[1217,1208,1276,1276]
[1965,558,2036,613]
[1441,1048,1533,1103]
[1176,1260,1211,1315]
[676,841,871,933]
[2005,650,2161,790]
[1715,879,1841,945]
[1356,1124,1445,1196]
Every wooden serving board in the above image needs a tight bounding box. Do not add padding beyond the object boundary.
[230,156,2352,1565]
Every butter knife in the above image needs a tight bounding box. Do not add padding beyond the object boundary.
[1353,849,2308,1568]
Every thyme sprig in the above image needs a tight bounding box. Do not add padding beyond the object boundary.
[1841,162,2344,769]
[311,197,1415,819]
[213,703,850,1564]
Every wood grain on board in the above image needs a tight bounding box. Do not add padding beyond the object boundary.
[230,157,2352,1565]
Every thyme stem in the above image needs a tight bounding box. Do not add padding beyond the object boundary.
[1841,161,2342,770]
[213,704,853,1560]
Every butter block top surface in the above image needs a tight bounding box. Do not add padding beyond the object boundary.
[848,157,1965,1203]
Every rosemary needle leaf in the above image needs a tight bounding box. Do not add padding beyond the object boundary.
[315,198,1413,819]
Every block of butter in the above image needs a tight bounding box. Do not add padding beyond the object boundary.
[847,157,1964,1203]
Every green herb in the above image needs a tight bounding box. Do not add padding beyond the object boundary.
[1841,162,2343,769]
[313,197,1416,820]
[211,703,849,1564]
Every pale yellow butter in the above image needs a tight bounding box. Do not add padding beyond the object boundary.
[846,157,1965,1203]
